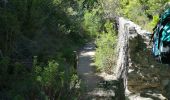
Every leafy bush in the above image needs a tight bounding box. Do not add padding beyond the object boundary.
[0,0,111,99]
[83,9,102,37]
[0,56,79,99]
[95,20,117,74]
[33,58,80,99]
[118,0,169,30]
[34,60,64,99]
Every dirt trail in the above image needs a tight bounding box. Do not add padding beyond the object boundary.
[77,43,116,100]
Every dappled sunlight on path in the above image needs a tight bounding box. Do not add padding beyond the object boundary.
[77,43,116,100]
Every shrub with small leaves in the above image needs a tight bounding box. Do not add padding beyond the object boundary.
[95,20,117,74]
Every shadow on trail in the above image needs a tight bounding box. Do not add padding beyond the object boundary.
[77,43,125,100]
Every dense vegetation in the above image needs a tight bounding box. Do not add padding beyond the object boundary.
[94,0,170,74]
[118,0,170,30]
[0,0,118,99]
[0,0,100,99]
[1,0,169,99]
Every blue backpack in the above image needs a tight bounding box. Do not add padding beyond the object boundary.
[152,8,170,64]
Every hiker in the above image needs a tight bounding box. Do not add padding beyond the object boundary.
[152,4,170,64]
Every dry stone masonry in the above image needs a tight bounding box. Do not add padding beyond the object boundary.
[116,17,170,100]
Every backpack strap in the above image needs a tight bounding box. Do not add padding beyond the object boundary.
[150,29,156,45]
[150,21,160,44]
[150,15,162,42]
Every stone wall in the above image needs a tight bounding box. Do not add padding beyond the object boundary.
[116,17,170,99]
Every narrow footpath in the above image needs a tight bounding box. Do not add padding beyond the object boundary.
[77,43,116,100]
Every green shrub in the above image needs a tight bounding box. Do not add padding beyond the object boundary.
[118,0,169,30]
[95,20,117,74]
[83,9,102,37]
